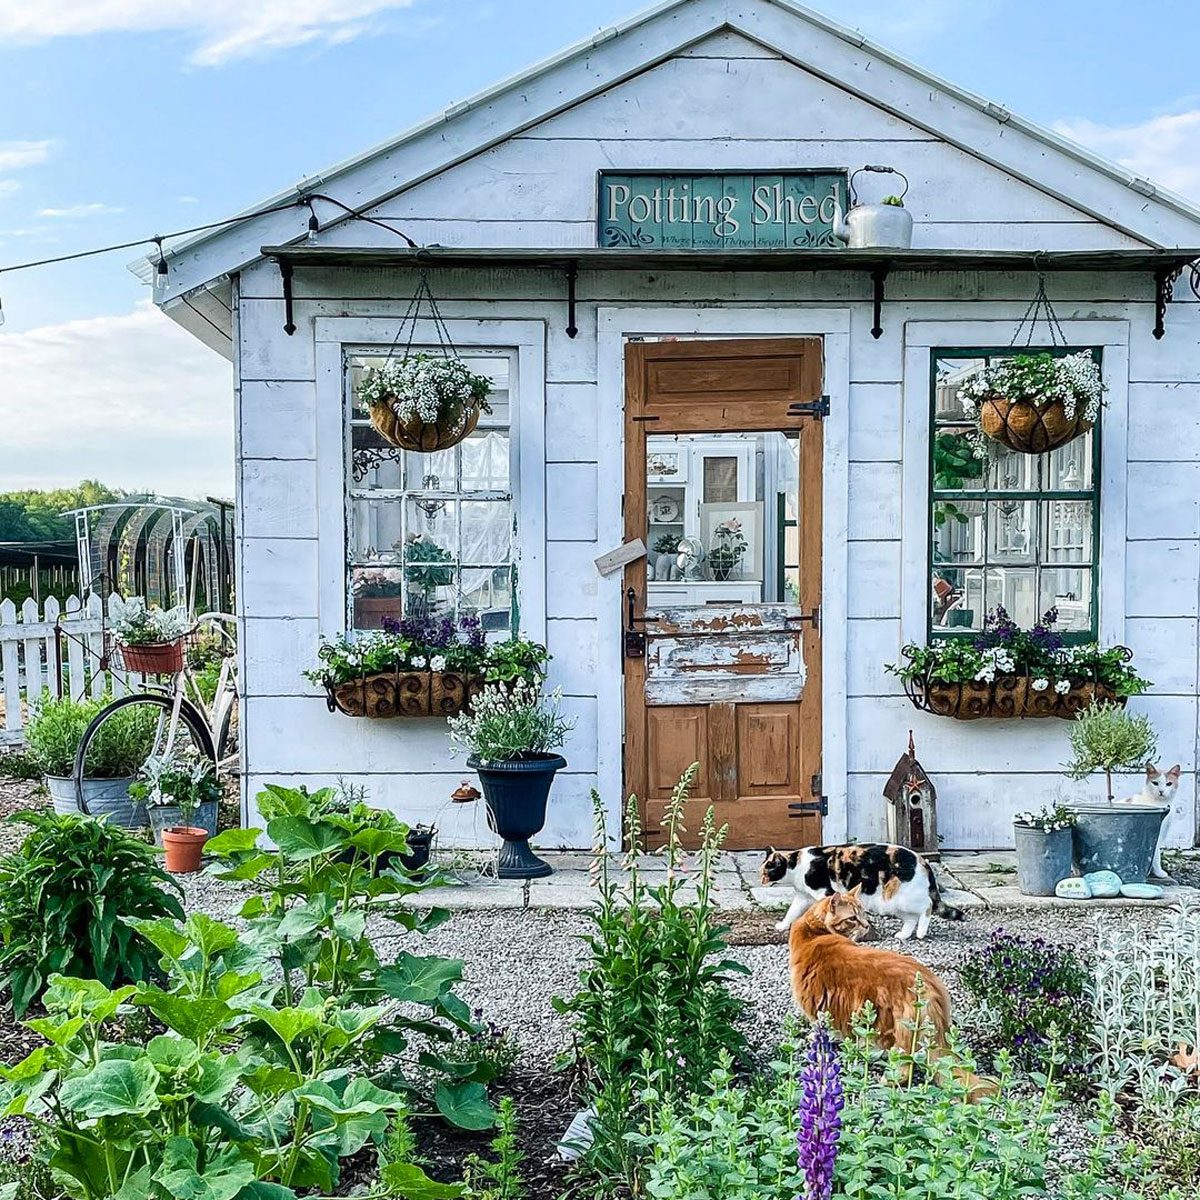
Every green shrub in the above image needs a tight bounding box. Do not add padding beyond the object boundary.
[0,750,41,781]
[23,694,157,779]
[0,810,184,1015]
[959,929,1094,1087]
[1065,700,1158,801]
[553,767,747,1192]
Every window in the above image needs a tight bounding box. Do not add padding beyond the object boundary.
[345,351,516,635]
[928,348,1100,640]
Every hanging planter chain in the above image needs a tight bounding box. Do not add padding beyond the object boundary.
[1010,269,1068,349]
[389,271,461,365]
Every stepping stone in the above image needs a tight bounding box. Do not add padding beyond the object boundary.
[1055,877,1092,899]
[1120,883,1165,900]
[1083,870,1123,898]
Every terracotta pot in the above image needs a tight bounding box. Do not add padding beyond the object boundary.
[162,825,209,873]
[120,639,185,674]
[978,394,1092,455]
[369,393,482,452]
[353,596,403,630]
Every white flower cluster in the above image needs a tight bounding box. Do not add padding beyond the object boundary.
[973,647,1015,683]
[1015,804,1076,833]
[358,354,492,429]
[959,351,1104,424]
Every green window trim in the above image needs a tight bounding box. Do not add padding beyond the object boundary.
[926,346,1102,645]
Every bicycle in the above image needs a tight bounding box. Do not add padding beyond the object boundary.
[71,611,240,813]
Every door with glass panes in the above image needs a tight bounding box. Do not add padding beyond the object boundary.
[623,338,825,851]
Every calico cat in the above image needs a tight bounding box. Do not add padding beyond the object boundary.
[1117,763,1180,879]
[789,889,994,1102]
[761,843,962,940]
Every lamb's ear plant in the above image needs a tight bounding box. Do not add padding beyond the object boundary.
[1065,700,1158,802]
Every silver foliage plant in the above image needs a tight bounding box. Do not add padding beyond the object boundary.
[1091,904,1200,1114]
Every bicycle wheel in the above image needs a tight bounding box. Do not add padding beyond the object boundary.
[72,693,217,816]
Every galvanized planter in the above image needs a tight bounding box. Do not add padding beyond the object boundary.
[1013,822,1074,896]
[45,774,142,828]
[1071,803,1169,884]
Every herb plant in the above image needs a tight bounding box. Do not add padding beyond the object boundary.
[447,680,573,762]
[109,595,191,645]
[1065,701,1159,802]
[23,693,158,779]
[0,811,184,1015]
[555,768,747,1193]
[959,929,1094,1083]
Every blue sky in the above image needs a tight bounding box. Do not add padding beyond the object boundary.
[1,0,1199,494]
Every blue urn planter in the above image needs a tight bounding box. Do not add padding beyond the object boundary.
[468,753,565,879]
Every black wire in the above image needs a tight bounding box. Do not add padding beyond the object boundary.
[307,192,419,249]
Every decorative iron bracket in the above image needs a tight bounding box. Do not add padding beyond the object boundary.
[1153,264,1183,340]
[871,264,888,339]
[789,773,829,817]
[278,259,296,336]
[565,261,579,339]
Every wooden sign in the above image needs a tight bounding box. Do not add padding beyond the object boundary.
[598,171,848,249]
[594,538,646,577]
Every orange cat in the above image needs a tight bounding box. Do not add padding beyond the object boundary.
[789,887,994,1101]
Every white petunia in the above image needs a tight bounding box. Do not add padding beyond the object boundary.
[1055,679,1071,694]
[429,655,447,672]
[1031,678,1049,692]
[412,655,427,669]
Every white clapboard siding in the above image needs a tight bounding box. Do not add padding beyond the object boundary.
[0,593,137,744]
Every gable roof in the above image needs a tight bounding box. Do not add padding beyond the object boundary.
[144,0,1200,346]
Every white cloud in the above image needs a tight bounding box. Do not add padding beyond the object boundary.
[1054,109,1200,204]
[0,141,51,172]
[0,302,232,496]
[37,203,125,218]
[0,1,418,65]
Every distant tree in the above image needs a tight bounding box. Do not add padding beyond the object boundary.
[0,481,122,542]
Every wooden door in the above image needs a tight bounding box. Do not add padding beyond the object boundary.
[623,338,824,851]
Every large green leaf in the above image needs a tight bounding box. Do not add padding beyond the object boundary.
[154,1137,257,1200]
[434,1080,495,1131]
[124,917,190,964]
[379,1163,465,1200]
[59,1058,160,1119]
[275,894,334,941]
[245,1004,322,1048]
[204,827,264,856]
[265,816,343,861]
[377,953,464,1004]
[146,1035,200,1073]
[185,913,241,958]
[137,989,235,1042]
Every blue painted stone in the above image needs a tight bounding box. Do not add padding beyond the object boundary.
[1083,870,1123,898]
[1055,877,1092,899]
[1120,883,1165,900]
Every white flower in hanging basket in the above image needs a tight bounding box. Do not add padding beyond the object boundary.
[358,353,493,453]
[957,351,1104,456]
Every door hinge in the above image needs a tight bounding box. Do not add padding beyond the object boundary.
[788,773,829,818]
[791,605,820,632]
[788,394,831,421]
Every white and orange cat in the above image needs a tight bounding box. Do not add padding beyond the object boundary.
[1119,763,1180,879]
[789,889,995,1102]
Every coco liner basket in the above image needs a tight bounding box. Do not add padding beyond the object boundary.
[324,670,484,719]
[977,395,1093,455]
[369,393,482,454]
[904,673,1123,721]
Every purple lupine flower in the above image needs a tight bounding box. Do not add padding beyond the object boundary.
[797,1024,844,1200]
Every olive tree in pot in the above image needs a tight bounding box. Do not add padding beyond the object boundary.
[448,679,575,879]
[1064,701,1166,883]
[24,693,157,827]
[129,752,222,866]
[1012,804,1076,896]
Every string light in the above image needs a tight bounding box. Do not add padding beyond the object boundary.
[0,194,420,323]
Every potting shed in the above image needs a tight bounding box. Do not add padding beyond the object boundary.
[144,0,1200,853]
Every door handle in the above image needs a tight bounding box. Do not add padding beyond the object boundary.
[624,586,647,658]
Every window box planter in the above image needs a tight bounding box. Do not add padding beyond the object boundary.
[324,670,483,719]
[905,674,1122,721]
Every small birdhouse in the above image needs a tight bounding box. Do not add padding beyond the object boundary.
[882,731,939,860]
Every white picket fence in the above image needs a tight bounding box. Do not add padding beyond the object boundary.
[0,593,137,745]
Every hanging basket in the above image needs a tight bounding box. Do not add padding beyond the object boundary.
[977,394,1093,455]
[359,274,492,453]
[368,392,483,453]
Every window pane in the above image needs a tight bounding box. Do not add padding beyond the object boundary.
[986,443,1037,493]
[1040,568,1092,631]
[350,429,405,490]
[1042,500,1093,563]
[350,497,404,562]
[987,500,1036,563]
[1045,437,1093,491]
[932,429,985,492]
[931,568,984,631]
[461,501,511,565]
[985,566,1037,627]
[934,359,986,421]
[406,447,457,493]
[460,431,510,490]
[350,566,404,631]
[404,500,457,561]
[702,456,738,503]
[932,499,984,563]
[460,567,513,633]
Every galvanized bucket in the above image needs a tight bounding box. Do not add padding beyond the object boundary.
[44,775,142,828]
[1071,803,1168,884]
[1013,822,1074,896]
